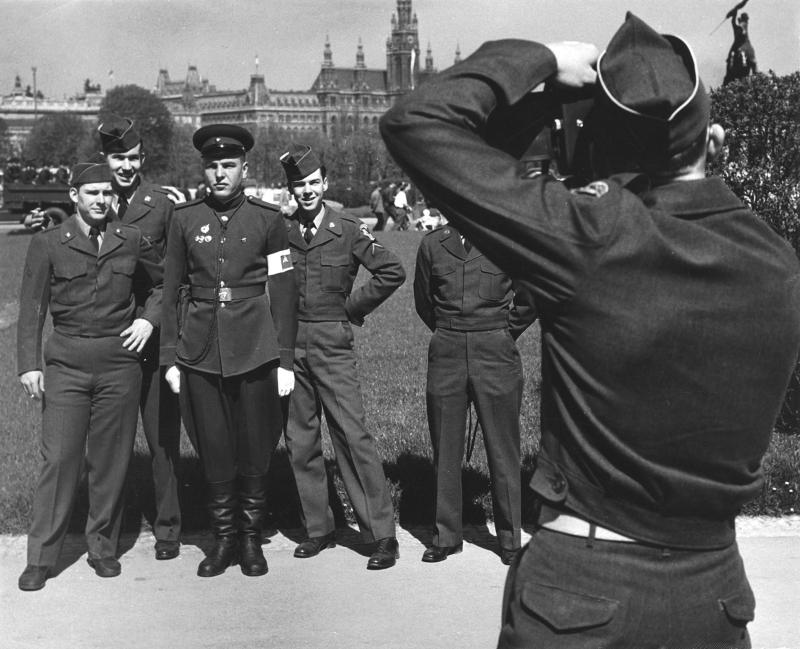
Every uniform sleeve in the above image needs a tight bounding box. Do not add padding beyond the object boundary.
[159,214,187,366]
[17,234,51,374]
[134,233,164,326]
[508,281,538,340]
[413,238,435,331]
[380,39,618,308]
[265,213,298,370]
[346,224,406,326]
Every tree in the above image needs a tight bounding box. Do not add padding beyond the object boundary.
[0,116,14,163]
[710,72,800,434]
[99,85,174,177]
[22,113,93,167]
[164,123,202,190]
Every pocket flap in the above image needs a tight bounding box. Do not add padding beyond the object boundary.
[520,582,619,631]
[320,251,348,267]
[719,591,755,623]
[53,262,87,279]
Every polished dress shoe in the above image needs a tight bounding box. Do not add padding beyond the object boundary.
[18,565,50,591]
[87,556,122,578]
[367,536,399,570]
[500,547,520,566]
[294,532,336,558]
[155,540,180,561]
[421,542,463,563]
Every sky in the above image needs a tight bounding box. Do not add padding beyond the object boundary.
[0,0,798,101]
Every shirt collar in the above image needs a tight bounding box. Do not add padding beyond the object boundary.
[639,176,743,218]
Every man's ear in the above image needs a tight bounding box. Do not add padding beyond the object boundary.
[707,124,725,162]
[69,186,79,204]
[242,161,249,179]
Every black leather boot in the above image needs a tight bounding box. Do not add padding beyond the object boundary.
[238,474,268,576]
[197,480,239,578]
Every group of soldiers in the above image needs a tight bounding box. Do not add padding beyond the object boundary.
[16,114,530,592]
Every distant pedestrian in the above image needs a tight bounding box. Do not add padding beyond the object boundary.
[369,182,386,231]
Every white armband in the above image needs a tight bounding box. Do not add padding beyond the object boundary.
[268,249,293,275]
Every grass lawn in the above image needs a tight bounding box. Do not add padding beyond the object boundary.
[0,223,797,536]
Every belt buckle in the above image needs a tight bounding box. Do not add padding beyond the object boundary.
[217,287,232,302]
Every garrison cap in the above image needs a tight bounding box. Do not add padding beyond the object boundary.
[70,162,112,187]
[594,12,710,160]
[280,144,321,181]
[193,124,254,157]
[98,115,141,153]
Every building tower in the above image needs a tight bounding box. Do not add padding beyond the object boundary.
[386,0,420,93]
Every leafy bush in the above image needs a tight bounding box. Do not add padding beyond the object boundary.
[710,72,800,435]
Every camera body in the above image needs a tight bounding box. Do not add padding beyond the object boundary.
[485,84,595,184]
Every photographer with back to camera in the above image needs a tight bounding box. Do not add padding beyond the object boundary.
[381,13,800,648]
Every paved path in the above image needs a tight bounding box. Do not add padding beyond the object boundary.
[2,519,798,649]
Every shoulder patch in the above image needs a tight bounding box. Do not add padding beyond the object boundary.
[359,223,376,241]
[571,181,609,198]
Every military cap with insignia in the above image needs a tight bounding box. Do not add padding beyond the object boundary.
[280,144,322,181]
[70,161,112,187]
[192,124,254,158]
[592,12,710,161]
[98,115,141,153]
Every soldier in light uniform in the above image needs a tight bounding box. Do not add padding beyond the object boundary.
[161,125,297,578]
[281,144,405,570]
[414,225,536,565]
[17,161,163,590]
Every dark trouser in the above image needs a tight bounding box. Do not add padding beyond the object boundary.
[285,320,395,542]
[426,328,523,550]
[27,332,142,566]
[179,362,281,483]
[372,210,386,231]
[498,526,754,649]
[139,338,181,542]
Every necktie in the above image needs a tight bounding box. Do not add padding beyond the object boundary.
[117,194,128,219]
[89,226,101,252]
[303,222,314,244]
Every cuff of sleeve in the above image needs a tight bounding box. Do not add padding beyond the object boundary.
[345,302,365,327]
[159,345,176,367]
[279,348,295,370]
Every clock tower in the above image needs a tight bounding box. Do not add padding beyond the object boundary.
[386,0,420,94]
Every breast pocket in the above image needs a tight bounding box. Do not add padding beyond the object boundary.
[478,261,508,302]
[320,251,350,293]
[432,262,458,301]
[51,261,89,305]
[111,258,136,302]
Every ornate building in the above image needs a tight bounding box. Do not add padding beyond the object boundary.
[155,0,447,135]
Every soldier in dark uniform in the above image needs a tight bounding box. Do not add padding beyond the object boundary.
[414,226,536,565]
[97,115,182,561]
[160,124,297,578]
[17,161,163,591]
[280,144,404,570]
[381,13,800,648]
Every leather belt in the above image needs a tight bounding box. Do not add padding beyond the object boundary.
[538,504,636,543]
[190,285,265,302]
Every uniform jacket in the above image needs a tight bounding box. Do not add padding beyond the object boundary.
[17,214,163,374]
[160,193,297,377]
[286,206,405,324]
[414,225,536,337]
[112,181,174,259]
[381,39,800,549]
